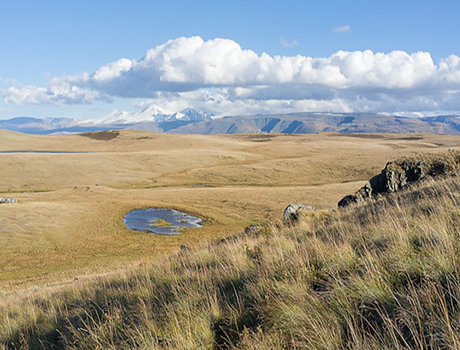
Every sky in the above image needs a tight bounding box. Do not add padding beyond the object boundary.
[1,0,460,120]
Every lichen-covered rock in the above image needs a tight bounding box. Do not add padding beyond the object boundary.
[283,204,314,224]
[356,181,374,201]
[339,150,460,208]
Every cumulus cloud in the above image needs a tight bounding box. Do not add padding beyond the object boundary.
[2,36,460,115]
[333,25,352,33]
[4,83,103,105]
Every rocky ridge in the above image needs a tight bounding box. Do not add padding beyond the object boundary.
[338,150,460,207]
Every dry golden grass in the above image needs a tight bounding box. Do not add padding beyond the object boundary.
[0,130,459,293]
[2,174,460,349]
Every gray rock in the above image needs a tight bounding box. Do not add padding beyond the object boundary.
[338,195,358,208]
[0,197,17,204]
[245,225,263,234]
[283,204,314,224]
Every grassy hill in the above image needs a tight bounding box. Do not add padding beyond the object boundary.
[2,130,459,292]
[1,149,460,349]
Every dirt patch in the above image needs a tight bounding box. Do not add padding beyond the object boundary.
[80,131,120,141]
[230,134,279,142]
[393,136,424,141]
[335,133,385,139]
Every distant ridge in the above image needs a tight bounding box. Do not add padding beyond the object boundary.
[171,113,460,135]
[0,111,459,135]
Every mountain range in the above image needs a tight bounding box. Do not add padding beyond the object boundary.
[0,108,459,135]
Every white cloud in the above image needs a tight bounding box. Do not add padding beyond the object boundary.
[4,83,103,105]
[333,25,352,33]
[280,37,299,48]
[0,77,17,86]
[127,87,460,119]
[2,36,460,116]
[93,59,134,82]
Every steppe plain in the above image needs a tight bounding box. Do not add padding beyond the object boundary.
[1,130,459,293]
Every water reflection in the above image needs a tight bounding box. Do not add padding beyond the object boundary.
[124,208,202,235]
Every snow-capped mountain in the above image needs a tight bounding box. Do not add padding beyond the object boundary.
[92,109,133,125]
[87,107,212,125]
[132,105,171,123]
[84,105,171,126]
[0,108,214,134]
[167,108,213,122]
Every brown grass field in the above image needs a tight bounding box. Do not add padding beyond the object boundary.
[0,130,459,294]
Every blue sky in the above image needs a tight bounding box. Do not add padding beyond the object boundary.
[1,0,460,119]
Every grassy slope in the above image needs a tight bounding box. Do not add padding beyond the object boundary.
[1,131,459,292]
[2,170,460,348]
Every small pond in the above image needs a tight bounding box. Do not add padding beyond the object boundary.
[123,208,203,235]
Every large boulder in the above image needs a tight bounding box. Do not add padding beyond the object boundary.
[283,204,314,224]
[338,150,460,208]
[337,194,359,208]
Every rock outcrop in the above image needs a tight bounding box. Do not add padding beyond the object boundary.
[283,204,315,224]
[338,150,460,208]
